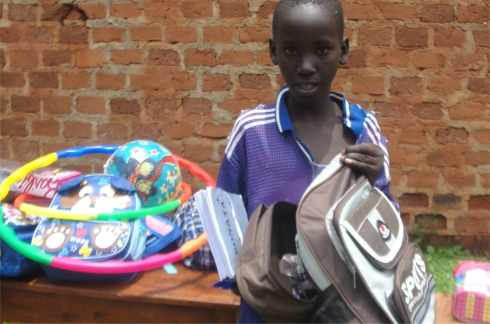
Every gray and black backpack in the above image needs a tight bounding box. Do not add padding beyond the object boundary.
[236,156,436,323]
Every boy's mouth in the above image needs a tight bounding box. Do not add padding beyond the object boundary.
[296,83,317,93]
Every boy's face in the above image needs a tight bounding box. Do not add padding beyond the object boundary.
[270,4,349,105]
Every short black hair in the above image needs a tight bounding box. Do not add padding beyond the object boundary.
[272,0,344,40]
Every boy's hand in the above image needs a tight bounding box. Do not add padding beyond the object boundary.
[339,143,383,186]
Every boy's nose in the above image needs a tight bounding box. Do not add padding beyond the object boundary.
[297,55,316,74]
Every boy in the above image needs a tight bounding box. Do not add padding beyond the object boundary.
[176,0,397,322]
[215,0,397,322]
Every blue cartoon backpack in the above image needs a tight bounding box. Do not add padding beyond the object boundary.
[31,174,147,283]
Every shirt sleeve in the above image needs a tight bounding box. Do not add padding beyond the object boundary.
[357,111,400,211]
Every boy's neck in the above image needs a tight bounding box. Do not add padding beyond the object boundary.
[286,91,339,125]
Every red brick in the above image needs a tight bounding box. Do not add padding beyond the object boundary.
[358,28,391,46]
[428,78,461,93]
[184,49,216,67]
[218,99,258,114]
[110,3,140,18]
[399,125,427,144]
[97,123,128,141]
[110,98,140,115]
[76,96,105,114]
[434,29,466,48]
[481,173,490,188]
[457,6,489,23]
[0,27,22,43]
[202,123,232,139]
[9,4,37,21]
[341,48,367,69]
[257,50,273,66]
[43,50,72,66]
[61,73,91,90]
[395,28,428,47]
[27,27,55,43]
[11,139,40,160]
[78,3,106,19]
[390,77,422,95]
[202,74,233,92]
[130,26,162,41]
[257,1,276,20]
[32,119,60,137]
[344,4,378,21]
[1,72,25,88]
[426,146,465,167]
[145,98,178,116]
[41,3,71,22]
[161,123,194,139]
[412,103,443,120]
[473,30,489,48]
[44,96,72,114]
[93,27,125,43]
[171,72,197,91]
[10,50,38,68]
[399,193,429,209]
[219,50,254,65]
[435,127,468,144]
[432,194,463,210]
[373,102,406,118]
[0,97,6,114]
[239,26,271,43]
[389,148,418,167]
[352,76,384,95]
[203,26,235,44]
[148,49,180,66]
[239,74,271,90]
[468,195,490,210]
[407,171,439,188]
[455,215,489,236]
[1,118,27,136]
[380,4,416,20]
[166,26,197,43]
[421,5,454,23]
[96,73,126,90]
[468,78,489,94]
[412,52,445,69]
[143,2,178,18]
[182,98,212,115]
[182,0,212,18]
[111,50,142,65]
[449,104,486,120]
[441,170,475,188]
[465,150,490,166]
[474,130,490,144]
[130,123,161,142]
[453,54,485,72]
[30,72,58,89]
[371,51,408,68]
[219,1,250,19]
[64,121,92,139]
[11,96,40,113]
[184,144,213,162]
[76,50,106,68]
[60,26,88,44]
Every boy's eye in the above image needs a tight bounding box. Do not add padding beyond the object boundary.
[285,48,297,54]
[317,47,329,54]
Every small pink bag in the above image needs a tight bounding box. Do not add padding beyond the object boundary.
[453,260,490,323]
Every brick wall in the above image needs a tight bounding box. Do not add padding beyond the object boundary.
[0,0,488,250]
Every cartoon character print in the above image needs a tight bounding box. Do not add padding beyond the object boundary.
[41,224,74,253]
[58,179,133,213]
[110,155,178,204]
[90,223,127,254]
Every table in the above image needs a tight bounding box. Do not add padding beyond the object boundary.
[0,262,240,323]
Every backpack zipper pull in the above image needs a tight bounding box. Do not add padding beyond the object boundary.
[353,268,356,289]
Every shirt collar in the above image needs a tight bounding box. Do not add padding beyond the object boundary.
[275,86,352,133]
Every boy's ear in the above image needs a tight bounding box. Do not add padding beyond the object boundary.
[269,37,278,65]
[339,37,349,65]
